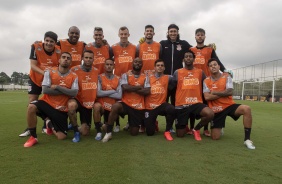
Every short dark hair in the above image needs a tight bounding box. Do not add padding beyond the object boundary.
[145,25,154,31]
[154,59,164,66]
[119,26,128,31]
[61,52,72,58]
[195,28,205,35]
[185,50,195,58]
[105,58,114,64]
[94,27,103,32]
[44,31,58,42]
[207,58,219,66]
[82,50,94,57]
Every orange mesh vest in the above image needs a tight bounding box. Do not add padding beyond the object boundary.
[40,67,77,112]
[97,73,120,111]
[29,43,61,86]
[85,43,110,74]
[204,74,235,113]
[112,43,136,77]
[59,39,84,67]
[175,68,203,106]
[71,66,98,109]
[145,75,168,109]
[190,46,213,76]
[139,41,160,75]
[122,71,146,110]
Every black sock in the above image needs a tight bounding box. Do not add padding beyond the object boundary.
[94,122,102,133]
[47,121,53,129]
[29,127,37,138]
[194,123,204,130]
[204,124,208,131]
[115,118,120,126]
[107,124,113,133]
[73,125,79,133]
[244,127,251,141]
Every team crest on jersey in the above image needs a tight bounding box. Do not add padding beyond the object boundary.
[188,72,193,77]
[96,51,102,56]
[122,50,128,54]
[196,51,202,56]
[47,59,53,64]
[176,44,182,51]
[37,47,42,51]
[55,49,61,54]
[147,47,152,52]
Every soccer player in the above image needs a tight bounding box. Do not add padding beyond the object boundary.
[160,24,192,106]
[101,57,150,142]
[189,28,226,136]
[93,59,122,140]
[23,52,78,147]
[144,59,175,141]
[172,50,214,141]
[112,26,137,77]
[57,26,86,67]
[136,25,162,75]
[85,27,113,74]
[19,31,61,137]
[68,50,98,142]
[203,58,255,149]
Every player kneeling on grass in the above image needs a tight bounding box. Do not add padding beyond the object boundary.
[93,59,122,141]
[68,50,99,143]
[144,59,175,141]
[203,58,255,149]
[101,58,150,142]
[23,52,78,147]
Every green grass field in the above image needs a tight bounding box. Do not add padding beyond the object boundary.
[0,91,281,184]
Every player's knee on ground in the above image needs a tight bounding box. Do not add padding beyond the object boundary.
[80,124,90,136]
[175,124,186,137]
[146,125,155,136]
[211,128,221,140]
[56,132,67,140]
[130,126,139,136]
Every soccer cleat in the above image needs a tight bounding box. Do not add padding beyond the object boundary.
[24,136,38,147]
[221,128,224,136]
[123,122,129,131]
[95,132,102,141]
[101,133,112,143]
[203,130,211,137]
[19,129,30,137]
[113,125,120,133]
[139,126,145,133]
[169,128,176,134]
[164,131,173,141]
[186,129,193,135]
[244,139,256,150]
[45,120,53,135]
[42,128,47,134]
[72,132,80,143]
[155,121,159,132]
[193,129,202,141]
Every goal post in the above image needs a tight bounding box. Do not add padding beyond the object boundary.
[241,80,275,102]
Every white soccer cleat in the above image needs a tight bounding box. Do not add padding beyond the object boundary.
[101,133,112,143]
[95,132,102,141]
[244,139,256,150]
[19,129,30,137]
[113,125,120,133]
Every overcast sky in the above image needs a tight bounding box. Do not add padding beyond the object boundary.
[1,0,281,76]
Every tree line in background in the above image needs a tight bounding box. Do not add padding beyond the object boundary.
[0,71,29,86]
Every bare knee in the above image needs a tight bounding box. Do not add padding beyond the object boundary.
[80,124,90,136]
[27,104,38,113]
[211,129,221,140]
[56,132,67,140]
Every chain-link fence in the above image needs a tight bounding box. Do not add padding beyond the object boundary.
[232,59,282,102]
